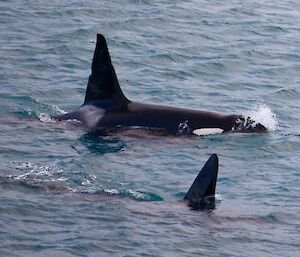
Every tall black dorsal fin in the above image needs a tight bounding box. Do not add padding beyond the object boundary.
[184,154,219,202]
[84,34,128,105]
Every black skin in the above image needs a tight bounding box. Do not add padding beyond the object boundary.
[55,98,266,135]
[54,34,267,135]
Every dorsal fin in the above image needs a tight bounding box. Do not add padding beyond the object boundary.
[184,154,219,202]
[83,34,128,105]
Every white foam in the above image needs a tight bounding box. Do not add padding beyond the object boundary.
[193,128,224,136]
[244,104,278,132]
[52,105,67,115]
[104,188,119,194]
[215,193,222,201]
[38,105,68,122]
[38,113,54,122]
[128,189,144,199]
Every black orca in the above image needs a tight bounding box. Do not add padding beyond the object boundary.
[0,154,219,207]
[54,34,266,135]
[184,154,218,209]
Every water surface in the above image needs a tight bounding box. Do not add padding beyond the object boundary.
[1,1,299,256]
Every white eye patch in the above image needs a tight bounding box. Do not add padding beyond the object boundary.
[192,128,224,136]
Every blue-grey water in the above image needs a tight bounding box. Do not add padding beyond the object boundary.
[1,0,299,256]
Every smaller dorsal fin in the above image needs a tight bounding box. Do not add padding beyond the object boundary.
[83,34,128,105]
[184,154,219,202]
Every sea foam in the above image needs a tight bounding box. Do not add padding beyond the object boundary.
[244,104,278,132]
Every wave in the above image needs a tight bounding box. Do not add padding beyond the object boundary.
[244,103,278,132]
[1,162,162,202]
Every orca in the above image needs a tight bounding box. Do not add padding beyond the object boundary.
[54,34,266,135]
[184,154,218,202]
[0,154,219,208]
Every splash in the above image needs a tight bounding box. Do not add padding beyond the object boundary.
[102,188,163,201]
[14,162,67,182]
[52,105,67,115]
[38,113,53,122]
[244,104,278,132]
[36,105,67,123]
[38,105,67,123]
[215,193,222,201]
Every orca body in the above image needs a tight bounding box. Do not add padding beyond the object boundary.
[1,154,219,208]
[54,34,266,135]
[184,154,218,208]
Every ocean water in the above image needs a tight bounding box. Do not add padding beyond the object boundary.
[0,0,299,256]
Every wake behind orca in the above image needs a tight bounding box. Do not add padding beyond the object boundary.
[54,34,266,135]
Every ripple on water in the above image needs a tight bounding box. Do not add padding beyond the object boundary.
[1,0,300,256]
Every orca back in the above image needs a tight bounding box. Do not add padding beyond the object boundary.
[84,34,129,106]
[184,154,219,202]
